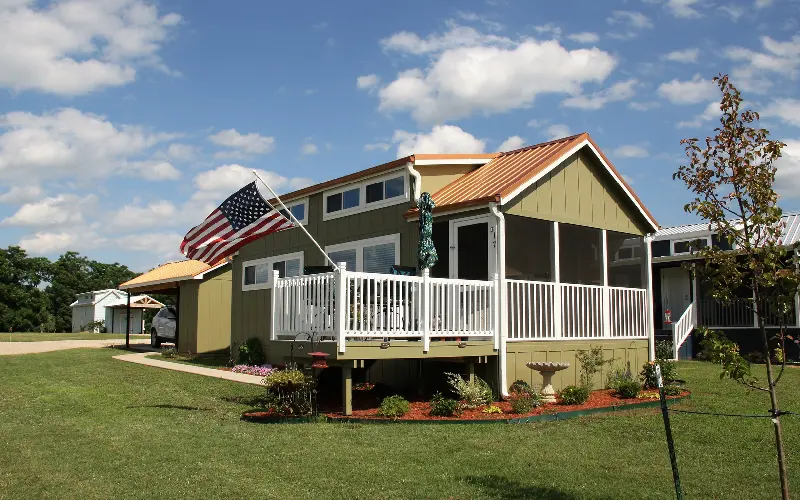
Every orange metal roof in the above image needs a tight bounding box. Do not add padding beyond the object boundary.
[119,260,214,288]
[404,132,658,229]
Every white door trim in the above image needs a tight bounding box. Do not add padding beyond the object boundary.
[450,215,497,280]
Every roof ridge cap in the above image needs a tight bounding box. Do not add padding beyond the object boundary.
[497,132,587,157]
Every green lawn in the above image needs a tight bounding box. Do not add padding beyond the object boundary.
[0,350,797,500]
[0,332,149,342]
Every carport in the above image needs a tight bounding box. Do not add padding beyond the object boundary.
[118,259,232,354]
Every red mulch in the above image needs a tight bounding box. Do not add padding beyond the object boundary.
[323,389,688,421]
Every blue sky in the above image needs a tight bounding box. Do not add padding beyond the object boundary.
[1,0,799,271]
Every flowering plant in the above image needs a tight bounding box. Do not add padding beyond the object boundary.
[231,364,274,376]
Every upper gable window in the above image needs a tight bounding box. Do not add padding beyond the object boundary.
[366,175,405,204]
[278,198,308,226]
[322,170,409,221]
[673,237,709,255]
[326,187,360,214]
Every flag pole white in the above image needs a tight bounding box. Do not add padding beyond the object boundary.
[252,170,339,271]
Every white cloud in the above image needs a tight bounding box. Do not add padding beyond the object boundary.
[606,11,653,38]
[114,232,183,259]
[356,74,381,90]
[301,143,318,155]
[567,32,599,44]
[380,23,512,55]
[534,23,562,39]
[612,145,649,158]
[755,0,773,8]
[0,0,181,95]
[629,101,660,111]
[657,74,717,104]
[0,185,43,204]
[192,164,313,202]
[393,125,486,158]
[135,160,181,180]
[374,24,616,123]
[762,98,800,127]
[2,194,96,227]
[562,79,637,110]
[776,140,800,198]
[665,0,703,18]
[677,101,721,128]
[163,143,197,162]
[208,129,275,158]
[545,124,571,140]
[0,108,178,184]
[498,135,525,151]
[19,231,88,255]
[455,11,504,32]
[724,35,800,92]
[364,142,390,152]
[664,48,699,63]
[719,5,745,21]
[107,200,178,231]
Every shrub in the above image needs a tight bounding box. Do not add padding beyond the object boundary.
[615,379,642,399]
[508,391,540,414]
[237,338,265,366]
[576,345,614,389]
[509,379,535,396]
[444,372,493,409]
[377,395,410,418]
[429,393,461,417]
[640,340,677,389]
[663,384,683,396]
[482,405,503,414]
[559,385,589,405]
[605,364,634,391]
[262,369,313,416]
[160,346,177,358]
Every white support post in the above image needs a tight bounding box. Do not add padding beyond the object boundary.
[492,272,501,351]
[334,262,348,353]
[422,268,431,353]
[753,290,759,328]
[552,221,562,339]
[269,270,280,341]
[691,263,699,326]
[645,235,656,361]
[601,229,611,338]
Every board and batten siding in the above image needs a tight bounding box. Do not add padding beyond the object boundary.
[505,150,650,235]
[231,191,419,348]
[178,267,232,355]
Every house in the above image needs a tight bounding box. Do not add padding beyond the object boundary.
[652,213,800,360]
[227,132,659,414]
[119,259,231,355]
[70,289,163,333]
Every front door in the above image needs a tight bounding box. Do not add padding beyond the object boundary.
[661,267,691,324]
[451,217,495,280]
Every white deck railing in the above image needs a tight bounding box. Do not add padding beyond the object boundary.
[507,280,648,340]
[672,303,696,359]
[271,266,498,353]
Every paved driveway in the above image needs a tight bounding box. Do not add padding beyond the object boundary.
[0,338,150,356]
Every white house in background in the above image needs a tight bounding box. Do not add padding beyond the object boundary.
[70,290,164,334]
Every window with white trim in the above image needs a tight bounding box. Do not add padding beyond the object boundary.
[242,251,304,291]
[672,237,709,256]
[278,198,309,226]
[325,234,400,273]
[323,170,409,221]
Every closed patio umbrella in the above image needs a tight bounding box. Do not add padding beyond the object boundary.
[417,192,438,272]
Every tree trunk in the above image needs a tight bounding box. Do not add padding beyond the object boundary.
[756,295,790,499]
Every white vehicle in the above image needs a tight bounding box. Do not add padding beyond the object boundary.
[150,306,177,347]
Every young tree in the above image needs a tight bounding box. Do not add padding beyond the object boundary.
[674,74,792,499]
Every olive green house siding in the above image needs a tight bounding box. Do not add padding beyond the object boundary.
[178,266,232,355]
[416,163,478,196]
[504,150,650,235]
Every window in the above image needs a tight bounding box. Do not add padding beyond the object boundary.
[673,237,708,255]
[242,251,304,290]
[326,234,400,273]
[607,231,644,289]
[322,171,409,221]
[279,201,307,225]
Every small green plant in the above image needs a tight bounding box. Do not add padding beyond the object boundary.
[444,372,493,409]
[262,369,313,416]
[509,379,535,396]
[160,346,177,358]
[774,347,785,364]
[576,345,614,389]
[663,384,683,396]
[377,395,410,419]
[237,337,265,366]
[429,393,461,417]
[605,363,634,391]
[615,379,642,399]
[559,385,589,405]
[83,320,106,333]
[641,340,677,389]
[508,391,540,414]
[482,405,503,414]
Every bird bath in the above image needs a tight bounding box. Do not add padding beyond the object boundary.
[526,361,570,403]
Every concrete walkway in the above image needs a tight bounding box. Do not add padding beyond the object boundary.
[113,351,265,386]
[0,338,150,356]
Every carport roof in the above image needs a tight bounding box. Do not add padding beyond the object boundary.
[119,259,228,293]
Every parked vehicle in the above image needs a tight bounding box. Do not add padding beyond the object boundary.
[150,306,177,347]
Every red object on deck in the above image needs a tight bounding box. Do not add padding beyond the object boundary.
[308,352,329,369]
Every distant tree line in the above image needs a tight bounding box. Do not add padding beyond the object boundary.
[0,246,139,333]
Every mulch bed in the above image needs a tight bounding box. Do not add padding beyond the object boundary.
[322,389,689,422]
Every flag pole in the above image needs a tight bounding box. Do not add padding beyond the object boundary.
[252,170,339,271]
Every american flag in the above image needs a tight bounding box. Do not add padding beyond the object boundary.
[180,181,293,264]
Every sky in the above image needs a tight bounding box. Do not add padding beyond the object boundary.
[1,0,800,272]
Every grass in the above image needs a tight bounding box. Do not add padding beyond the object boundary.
[0,351,798,500]
[0,332,149,342]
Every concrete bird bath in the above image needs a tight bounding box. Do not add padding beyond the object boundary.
[526,361,570,403]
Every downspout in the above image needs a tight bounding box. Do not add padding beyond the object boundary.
[645,233,656,361]
[406,161,421,203]
[489,202,508,397]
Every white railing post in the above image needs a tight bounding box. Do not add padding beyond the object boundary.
[269,270,280,341]
[492,272,500,350]
[422,268,431,352]
[601,230,611,338]
[552,222,562,338]
[334,262,348,353]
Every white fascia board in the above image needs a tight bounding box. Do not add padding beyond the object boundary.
[413,158,494,166]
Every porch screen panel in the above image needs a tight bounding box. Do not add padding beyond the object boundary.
[606,231,644,288]
[429,222,449,278]
[363,242,395,274]
[559,224,603,285]
[329,249,356,272]
[505,215,552,281]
